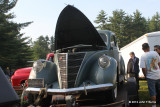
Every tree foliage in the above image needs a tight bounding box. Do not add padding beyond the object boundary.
[32,36,54,60]
[95,9,160,48]
[149,12,160,32]
[0,0,33,70]
[94,10,108,30]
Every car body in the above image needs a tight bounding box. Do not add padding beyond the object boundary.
[11,67,32,89]
[23,5,125,106]
[11,53,54,89]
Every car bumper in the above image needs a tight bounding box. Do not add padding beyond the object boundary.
[25,83,113,95]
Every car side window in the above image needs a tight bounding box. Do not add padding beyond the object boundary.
[111,35,116,47]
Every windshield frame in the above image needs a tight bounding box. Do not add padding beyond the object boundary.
[99,33,108,46]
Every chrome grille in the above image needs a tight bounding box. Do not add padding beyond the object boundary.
[68,53,85,88]
[58,53,85,88]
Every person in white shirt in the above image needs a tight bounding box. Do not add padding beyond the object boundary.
[140,43,160,107]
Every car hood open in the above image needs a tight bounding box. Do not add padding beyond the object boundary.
[54,5,106,50]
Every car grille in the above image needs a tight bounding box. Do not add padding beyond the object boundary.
[58,53,85,89]
[58,54,67,88]
[68,53,85,88]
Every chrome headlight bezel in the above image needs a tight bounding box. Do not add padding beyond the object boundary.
[98,54,111,69]
[33,60,44,72]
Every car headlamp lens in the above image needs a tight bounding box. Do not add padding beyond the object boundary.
[98,54,110,68]
[33,60,43,72]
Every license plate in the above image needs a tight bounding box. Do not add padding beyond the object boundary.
[28,78,44,88]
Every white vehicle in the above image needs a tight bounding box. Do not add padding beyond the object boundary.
[120,31,160,77]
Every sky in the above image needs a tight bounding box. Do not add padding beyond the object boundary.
[11,0,160,41]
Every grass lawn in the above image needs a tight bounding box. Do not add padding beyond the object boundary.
[138,80,160,107]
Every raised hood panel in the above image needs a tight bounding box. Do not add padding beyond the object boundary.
[54,5,106,50]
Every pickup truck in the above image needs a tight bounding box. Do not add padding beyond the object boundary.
[11,53,54,89]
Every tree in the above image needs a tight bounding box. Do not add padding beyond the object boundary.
[94,10,108,30]
[132,10,147,38]
[109,9,126,47]
[50,36,55,51]
[149,12,160,32]
[94,9,152,48]
[32,36,52,60]
[0,0,33,70]
[0,0,17,13]
[122,15,135,45]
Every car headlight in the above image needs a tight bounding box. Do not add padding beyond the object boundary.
[98,54,110,69]
[33,60,44,72]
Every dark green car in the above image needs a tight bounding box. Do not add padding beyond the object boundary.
[22,5,125,106]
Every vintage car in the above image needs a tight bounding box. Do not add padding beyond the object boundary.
[11,67,32,89]
[11,53,54,89]
[22,5,125,106]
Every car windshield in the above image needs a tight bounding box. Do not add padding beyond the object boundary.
[99,33,108,46]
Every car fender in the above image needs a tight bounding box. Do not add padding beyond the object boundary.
[29,61,58,87]
[75,51,117,87]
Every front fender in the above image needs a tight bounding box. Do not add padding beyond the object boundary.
[75,51,117,87]
[89,57,117,85]
[11,75,28,86]
[29,61,58,86]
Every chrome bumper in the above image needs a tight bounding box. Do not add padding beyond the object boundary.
[26,83,113,94]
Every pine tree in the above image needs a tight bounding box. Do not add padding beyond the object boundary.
[109,9,126,47]
[94,10,108,30]
[132,10,147,38]
[149,12,160,32]
[0,0,33,70]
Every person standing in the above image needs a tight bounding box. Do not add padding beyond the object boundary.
[154,45,160,56]
[140,43,160,107]
[154,45,160,105]
[127,52,140,89]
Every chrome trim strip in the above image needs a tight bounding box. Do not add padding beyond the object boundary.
[66,53,68,89]
[56,54,62,89]
[57,53,68,89]
[26,83,113,94]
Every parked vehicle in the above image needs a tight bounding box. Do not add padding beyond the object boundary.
[11,53,54,89]
[0,67,20,106]
[22,5,125,106]
[120,31,160,77]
